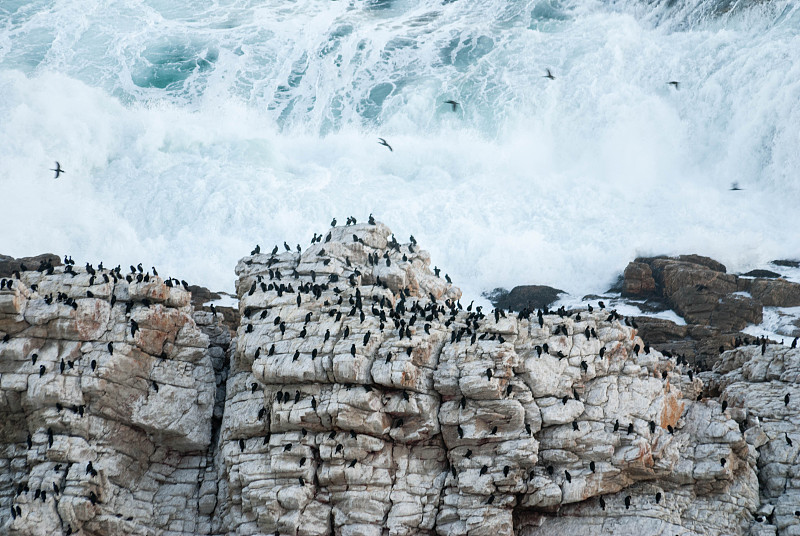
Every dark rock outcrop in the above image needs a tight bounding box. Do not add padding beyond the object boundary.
[484,285,565,311]
[618,254,800,368]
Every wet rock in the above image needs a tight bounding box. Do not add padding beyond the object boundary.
[485,285,565,311]
[622,261,656,298]
[741,269,781,279]
[771,260,800,268]
[739,278,800,307]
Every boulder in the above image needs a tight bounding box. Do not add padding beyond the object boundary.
[621,262,656,298]
[485,285,565,311]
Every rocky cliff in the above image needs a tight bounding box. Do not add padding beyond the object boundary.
[1,223,798,535]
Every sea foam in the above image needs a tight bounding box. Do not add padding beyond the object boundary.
[1,0,799,301]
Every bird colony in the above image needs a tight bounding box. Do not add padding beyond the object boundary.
[1,221,798,535]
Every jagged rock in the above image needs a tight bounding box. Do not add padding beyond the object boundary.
[705,345,800,536]
[618,256,784,367]
[622,262,656,298]
[484,285,565,312]
[0,266,218,536]
[739,278,800,308]
[2,230,794,536]
[213,224,756,536]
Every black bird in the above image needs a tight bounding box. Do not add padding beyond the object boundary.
[480,465,488,475]
[625,495,631,509]
[48,428,53,447]
[378,138,393,152]
[572,421,579,431]
[486,368,492,380]
[107,342,113,355]
[39,365,46,377]
[486,494,495,504]
[627,423,634,434]
[284,443,292,452]
[503,465,510,477]
[614,419,620,432]
[464,449,472,459]
[649,420,656,434]
[599,496,605,510]
[444,99,459,111]
[720,457,726,467]
[656,491,662,504]
[460,396,466,409]
[544,68,555,80]
[668,81,679,90]
[51,161,65,179]
[564,470,571,483]
[151,380,159,392]
[348,459,357,468]
[721,400,728,412]
[589,461,596,472]
[457,425,464,438]
[27,432,32,449]
[785,393,790,406]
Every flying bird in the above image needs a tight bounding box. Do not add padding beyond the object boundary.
[730,182,742,191]
[445,99,459,111]
[51,162,65,179]
[668,81,679,89]
[378,138,393,152]
[544,68,555,80]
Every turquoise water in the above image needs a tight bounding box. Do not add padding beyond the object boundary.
[1,0,798,298]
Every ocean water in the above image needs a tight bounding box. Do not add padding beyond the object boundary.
[1,0,799,301]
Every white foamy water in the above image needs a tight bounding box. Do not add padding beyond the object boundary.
[1,0,799,300]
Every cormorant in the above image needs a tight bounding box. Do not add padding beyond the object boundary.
[544,68,555,80]
[51,161,65,179]
[378,138,393,152]
[444,100,459,111]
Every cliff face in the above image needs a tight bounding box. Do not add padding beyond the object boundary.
[0,223,796,535]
